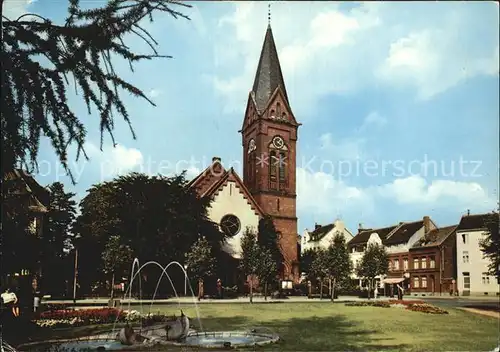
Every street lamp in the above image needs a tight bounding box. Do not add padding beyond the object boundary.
[73,234,82,305]
[184,264,188,296]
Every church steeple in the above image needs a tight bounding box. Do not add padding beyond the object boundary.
[251,23,289,113]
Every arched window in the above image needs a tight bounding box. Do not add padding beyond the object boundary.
[276,102,281,116]
[269,150,277,180]
[247,139,256,186]
[279,151,286,183]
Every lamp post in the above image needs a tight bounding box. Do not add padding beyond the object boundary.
[72,234,81,305]
[184,264,188,296]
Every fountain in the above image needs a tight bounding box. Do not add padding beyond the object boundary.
[16,259,280,351]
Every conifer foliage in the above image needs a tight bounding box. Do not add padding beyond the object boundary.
[1,0,189,179]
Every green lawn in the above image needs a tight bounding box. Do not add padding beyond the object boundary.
[146,302,499,351]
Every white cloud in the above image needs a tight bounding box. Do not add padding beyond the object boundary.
[376,175,496,208]
[86,143,144,179]
[296,167,373,218]
[209,2,498,114]
[2,0,35,19]
[297,168,496,229]
[377,29,499,100]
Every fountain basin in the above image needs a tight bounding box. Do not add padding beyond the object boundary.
[183,331,280,348]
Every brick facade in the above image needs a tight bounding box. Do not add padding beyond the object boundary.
[240,25,300,282]
[409,228,457,295]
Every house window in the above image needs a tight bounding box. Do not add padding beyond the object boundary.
[462,251,469,263]
[393,259,400,270]
[403,259,408,270]
[463,272,470,289]
[413,258,419,269]
[461,233,468,244]
[430,256,435,269]
[421,258,427,269]
[413,277,420,288]
[421,277,427,288]
[482,273,490,285]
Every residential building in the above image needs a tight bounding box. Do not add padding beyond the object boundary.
[410,225,458,295]
[301,219,354,252]
[347,217,437,295]
[2,169,50,290]
[455,212,499,296]
[189,21,300,282]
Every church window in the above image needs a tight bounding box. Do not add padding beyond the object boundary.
[270,151,277,180]
[279,151,286,183]
[276,102,281,116]
[269,109,275,119]
[220,214,241,237]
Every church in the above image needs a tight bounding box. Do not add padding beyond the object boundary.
[188,21,301,283]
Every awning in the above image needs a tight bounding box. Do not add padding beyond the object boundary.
[381,278,405,284]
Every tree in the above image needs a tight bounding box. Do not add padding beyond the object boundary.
[310,249,328,300]
[40,182,77,294]
[255,247,277,301]
[102,235,133,299]
[479,211,499,280]
[239,228,260,303]
[1,0,190,179]
[300,248,317,279]
[257,216,283,276]
[74,172,226,295]
[356,243,389,299]
[185,236,217,299]
[323,233,352,301]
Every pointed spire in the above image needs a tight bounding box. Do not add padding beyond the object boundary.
[251,20,289,113]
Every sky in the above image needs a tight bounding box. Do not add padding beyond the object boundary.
[4,0,499,234]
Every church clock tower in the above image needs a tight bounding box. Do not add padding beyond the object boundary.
[240,22,301,281]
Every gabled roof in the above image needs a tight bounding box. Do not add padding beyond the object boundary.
[384,220,424,246]
[412,225,458,249]
[349,225,400,246]
[3,169,49,213]
[456,212,499,232]
[252,24,289,113]
[188,160,265,217]
[307,223,336,242]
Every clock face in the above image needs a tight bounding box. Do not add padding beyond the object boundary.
[272,136,284,149]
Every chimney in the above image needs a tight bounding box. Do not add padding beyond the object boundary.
[314,223,321,230]
[423,216,430,233]
[212,156,221,163]
[467,209,470,216]
[358,223,363,233]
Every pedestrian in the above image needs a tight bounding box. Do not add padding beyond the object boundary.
[216,279,222,299]
[33,292,41,313]
[10,285,20,317]
[397,284,403,300]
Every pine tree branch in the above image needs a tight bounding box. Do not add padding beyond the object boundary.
[1,0,191,182]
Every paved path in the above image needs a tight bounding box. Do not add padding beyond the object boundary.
[44,295,499,308]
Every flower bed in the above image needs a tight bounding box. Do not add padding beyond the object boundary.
[345,301,391,308]
[406,303,449,314]
[344,300,448,314]
[35,308,173,328]
[388,299,424,306]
